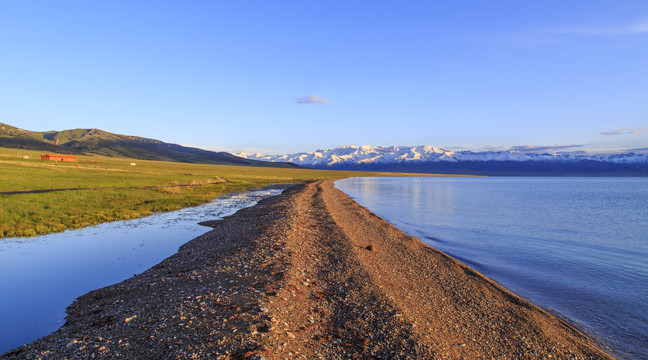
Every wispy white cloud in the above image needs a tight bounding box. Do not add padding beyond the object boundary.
[510,144,585,153]
[601,127,646,135]
[601,128,632,135]
[295,94,331,105]
[499,19,648,47]
[553,21,648,36]
[587,147,648,155]
[481,145,508,152]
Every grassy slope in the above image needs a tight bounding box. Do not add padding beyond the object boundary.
[0,147,449,238]
[0,123,296,167]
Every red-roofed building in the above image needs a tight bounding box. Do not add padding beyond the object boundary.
[40,154,77,162]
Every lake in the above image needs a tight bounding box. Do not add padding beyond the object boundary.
[336,177,648,360]
[0,187,284,354]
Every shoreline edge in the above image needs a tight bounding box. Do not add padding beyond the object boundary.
[2,179,615,359]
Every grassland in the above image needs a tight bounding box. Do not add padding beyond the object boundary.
[0,147,447,238]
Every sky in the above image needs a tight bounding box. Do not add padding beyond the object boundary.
[1,1,647,155]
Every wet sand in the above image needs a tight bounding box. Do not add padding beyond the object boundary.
[1,180,614,359]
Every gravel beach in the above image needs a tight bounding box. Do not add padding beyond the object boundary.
[1,180,614,359]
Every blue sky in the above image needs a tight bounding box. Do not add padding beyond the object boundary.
[1,1,647,154]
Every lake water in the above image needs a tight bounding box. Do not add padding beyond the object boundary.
[336,177,648,360]
[0,188,284,354]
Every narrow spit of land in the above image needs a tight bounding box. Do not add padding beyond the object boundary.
[2,180,614,359]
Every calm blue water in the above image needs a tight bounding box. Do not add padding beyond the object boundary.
[336,177,648,360]
[0,188,284,354]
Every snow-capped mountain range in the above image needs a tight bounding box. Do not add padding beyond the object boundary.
[236,145,648,168]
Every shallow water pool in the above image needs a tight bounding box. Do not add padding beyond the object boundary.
[0,188,284,353]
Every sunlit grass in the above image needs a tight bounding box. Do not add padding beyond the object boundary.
[0,147,452,237]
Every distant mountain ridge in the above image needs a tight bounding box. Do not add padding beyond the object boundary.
[237,145,648,175]
[0,122,297,168]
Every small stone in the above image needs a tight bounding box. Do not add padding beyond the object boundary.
[124,315,137,323]
[286,331,296,339]
[65,340,78,348]
[366,244,376,252]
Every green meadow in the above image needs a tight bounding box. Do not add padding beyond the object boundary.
[0,147,439,238]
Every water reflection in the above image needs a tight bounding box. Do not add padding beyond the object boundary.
[336,177,648,360]
[0,188,283,353]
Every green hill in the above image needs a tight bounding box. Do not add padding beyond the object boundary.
[0,123,297,168]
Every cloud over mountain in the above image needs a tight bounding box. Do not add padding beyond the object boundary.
[510,145,585,153]
[601,128,647,135]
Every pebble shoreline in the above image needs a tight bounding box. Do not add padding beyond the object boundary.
[1,180,615,359]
